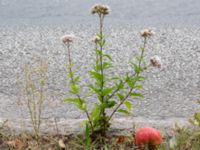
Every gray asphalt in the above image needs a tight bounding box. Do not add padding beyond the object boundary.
[0,0,200,122]
[0,0,200,26]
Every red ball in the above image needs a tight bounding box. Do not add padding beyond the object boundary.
[134,127,162,146]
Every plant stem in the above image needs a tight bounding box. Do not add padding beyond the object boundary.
[66,44,94,133]
[108,37,147,121]
[98,14,108,136]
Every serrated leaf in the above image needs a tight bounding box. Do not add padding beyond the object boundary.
[117,109,129,115]
[124,101,132,111]
[130,92,144,98]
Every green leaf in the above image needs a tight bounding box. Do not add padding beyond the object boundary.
[90,104,101,120]
[102,88,113,96]
[95,49,102,56]
[103,54,112,61]
[140,47,145,51]
[88,84,100,94]
[127,79,135,88]
[64,98,80,103]
[136,56,144,62]
[68,71,74,78]
[117,109,129,115]
[133,76,145,82]
[81,103,87,111]
[130,92,144,98]
[111,76,120,80]
[93,63,101,72]
[133,85,143,89]
[118,80,124,89]
[102,62,112,69]
[194,113,200,127]
[131,63,142,74]
[74,76,80,83]
[69,84,79,94]
[85,123,91,150]
[89,71,103,82]
[105,101,116,108]
[117,93,124,101]
[67,64,73,69]
[124,101,132,111]
[99,39,106,47]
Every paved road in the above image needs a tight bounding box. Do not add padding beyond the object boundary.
[0,0,200,123]
[0,0,200,26]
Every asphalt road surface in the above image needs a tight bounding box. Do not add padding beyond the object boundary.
[0,0,200,123]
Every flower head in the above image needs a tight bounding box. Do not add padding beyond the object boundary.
[91,35,101,44]
[61,34,75,45]
[140,29,155,38]
[134,127,162,146]
[150,55,162,68]
[91,4,110,15]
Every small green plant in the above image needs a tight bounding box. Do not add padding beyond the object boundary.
[62,4,161,139]
[160,101,200,150]
[21,60,48,142]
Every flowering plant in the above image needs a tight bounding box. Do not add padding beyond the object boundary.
[62,4,161,138]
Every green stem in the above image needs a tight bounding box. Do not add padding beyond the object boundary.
[108,37,147,121]
[66,44,94,133]
[98,14,107,135]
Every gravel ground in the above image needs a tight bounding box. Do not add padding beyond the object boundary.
[0,25,200,122]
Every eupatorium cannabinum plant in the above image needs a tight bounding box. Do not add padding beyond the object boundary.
[61,4,161,138]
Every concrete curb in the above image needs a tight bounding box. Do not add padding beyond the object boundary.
[0,117,190,135]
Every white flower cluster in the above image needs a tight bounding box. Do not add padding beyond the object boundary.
[140,29,155,38]
[91,4,110,15]
[61,34,75,44]
[150,55,162,68]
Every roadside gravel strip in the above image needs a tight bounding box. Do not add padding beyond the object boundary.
[0,117,189,135]
[0,25,200,125]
